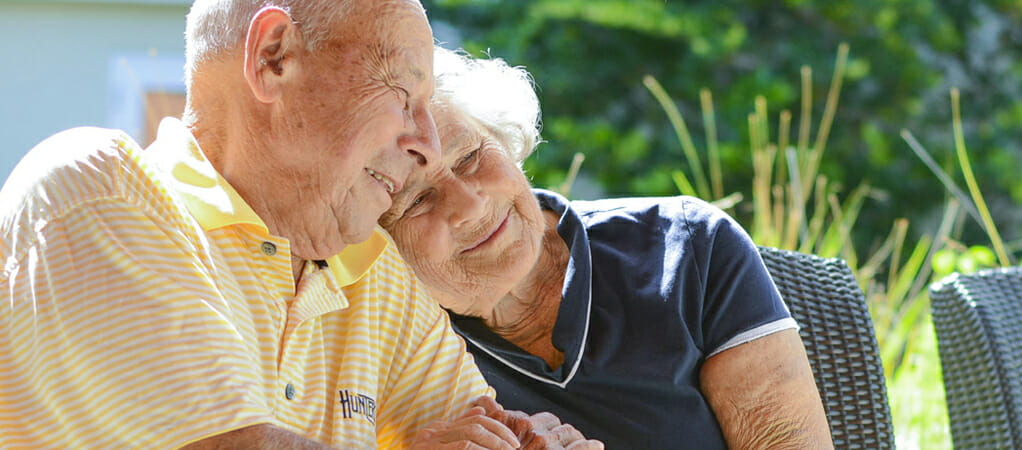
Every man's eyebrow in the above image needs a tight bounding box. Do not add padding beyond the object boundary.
[409,66,426,82]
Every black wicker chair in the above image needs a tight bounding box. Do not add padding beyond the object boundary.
[757,246,896,449]
[930,267,1022,450]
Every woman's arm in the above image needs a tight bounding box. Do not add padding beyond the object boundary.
[700,329,834,449]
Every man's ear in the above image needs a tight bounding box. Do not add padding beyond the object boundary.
[243,6,298,104]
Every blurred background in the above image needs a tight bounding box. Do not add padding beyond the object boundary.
[3,1,1020,448]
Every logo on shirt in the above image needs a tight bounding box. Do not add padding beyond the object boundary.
[338,389,376,425]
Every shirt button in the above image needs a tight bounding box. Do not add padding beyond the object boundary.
[260,241,277,256]
[285,383,296,400]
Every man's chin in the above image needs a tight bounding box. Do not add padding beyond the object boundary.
[291,230,371,262]
[336,219,381,248]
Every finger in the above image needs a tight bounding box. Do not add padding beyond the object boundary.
[443,415,520,449]
[518,422,589,450]
[526,411,563,431]
[455,405,488,420]
[493,409,532,437]
[566,439,605,450]
[550,424,586,445]
[411,422,490,450]
[470,395,504,416]
[505,410,564,446]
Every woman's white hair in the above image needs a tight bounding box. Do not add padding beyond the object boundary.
[184,0,351,87]
[432,46,542,165]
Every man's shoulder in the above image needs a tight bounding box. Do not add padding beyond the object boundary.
[0,127,182,246]
[0,127,155,223]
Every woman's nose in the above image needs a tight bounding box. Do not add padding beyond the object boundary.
[445,179,487,229]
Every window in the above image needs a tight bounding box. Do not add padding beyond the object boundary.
[107,51,186,147]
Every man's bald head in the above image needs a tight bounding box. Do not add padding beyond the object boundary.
[184,0,358,88]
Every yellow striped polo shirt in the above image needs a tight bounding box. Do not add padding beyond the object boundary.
[0,118,491,449]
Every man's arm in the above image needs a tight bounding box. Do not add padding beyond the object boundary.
[1,196,274,448]
[181,424,331,450]
[700,329,834,449]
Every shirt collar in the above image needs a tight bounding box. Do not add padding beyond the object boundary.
[143,117,386,287]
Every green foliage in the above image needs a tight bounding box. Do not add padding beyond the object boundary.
[651,49,964,449]
[609,43,957,448]
[933,244,998,277]
[888,313,951,449]
[424,0,1022,253]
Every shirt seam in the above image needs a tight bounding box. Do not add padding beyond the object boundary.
[4,193,176,276]
[705,317,800,358]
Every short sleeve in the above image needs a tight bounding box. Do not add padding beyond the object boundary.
[0,197,274,448]
[679,198,794,357]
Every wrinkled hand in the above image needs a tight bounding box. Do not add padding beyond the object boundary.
[410,399,521,450]
[472,396,605,450]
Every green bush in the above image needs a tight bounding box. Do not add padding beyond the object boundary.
[424,3,1022,447]
[424,0,1022,257]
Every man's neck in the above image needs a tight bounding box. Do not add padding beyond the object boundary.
[292,258,307,288]
[189,106,310,290]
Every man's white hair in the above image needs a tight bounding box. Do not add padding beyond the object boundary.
[184,0,351,88]
[432,46,542,165]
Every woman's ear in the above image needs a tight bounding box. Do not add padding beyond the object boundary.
[243,6,298,103]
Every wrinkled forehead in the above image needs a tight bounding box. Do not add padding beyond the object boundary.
[327,0,433,63]
[343,0,431,42]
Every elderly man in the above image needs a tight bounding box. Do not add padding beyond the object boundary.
[0,1,599,449]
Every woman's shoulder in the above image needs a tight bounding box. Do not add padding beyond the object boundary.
[562,193,730,225]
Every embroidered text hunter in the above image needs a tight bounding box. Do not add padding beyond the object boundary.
[339,390,376,425]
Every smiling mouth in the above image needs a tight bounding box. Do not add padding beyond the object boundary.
[462,210,511,254]
[366,169,397,194]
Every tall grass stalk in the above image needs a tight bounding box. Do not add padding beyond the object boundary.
[802,43,848,193]
[950,89,1012,266]
[797,66,812,155]
[642,75,711,199]
[900,88,1015,266]
[700,89,723,200]
[638,43,952,449]
[556,152,586,198]
[900,130,983,226]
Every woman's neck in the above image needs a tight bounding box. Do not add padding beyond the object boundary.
[486,209,570,370]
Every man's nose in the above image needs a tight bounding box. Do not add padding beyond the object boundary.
[398,104,441,170]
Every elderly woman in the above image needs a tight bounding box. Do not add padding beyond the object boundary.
[379,47,833,449]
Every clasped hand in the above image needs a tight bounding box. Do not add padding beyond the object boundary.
[410,396,604,450]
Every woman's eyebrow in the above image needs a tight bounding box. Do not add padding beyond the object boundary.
[440,132,472,157]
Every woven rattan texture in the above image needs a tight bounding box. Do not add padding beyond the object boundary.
[758,246,895,449]
[931,268,1022,450]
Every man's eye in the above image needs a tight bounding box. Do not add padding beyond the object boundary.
[394,87,411,109]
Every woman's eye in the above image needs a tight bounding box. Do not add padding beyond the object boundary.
[455,148,481,174]
[404,191,432,217]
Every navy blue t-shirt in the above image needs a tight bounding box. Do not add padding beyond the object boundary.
[450,189,795,449]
